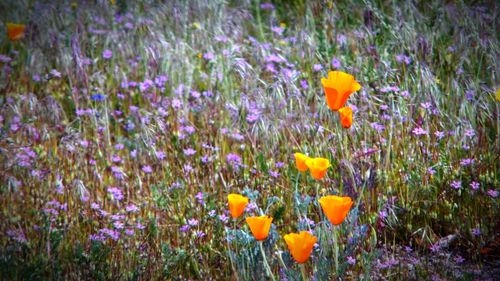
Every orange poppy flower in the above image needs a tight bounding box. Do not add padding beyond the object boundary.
[284,231,318,263]
[228,193,249,219]
[246,215,273,241]
[321,71,361,111]
[305,157,331,180]
[338,106,353,128]
[318,195,353,225]
[294,153,310,172]
[6,23,26,41]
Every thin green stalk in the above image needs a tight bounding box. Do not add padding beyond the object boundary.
[332,225,339,275]
[226,224,238,280]
[300,263,308,281]
[255,0,266,41]
[259,241,276,281]
[294,171,302,219]
[275,249,287,270]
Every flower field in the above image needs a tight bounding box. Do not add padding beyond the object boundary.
[0,0,498,280]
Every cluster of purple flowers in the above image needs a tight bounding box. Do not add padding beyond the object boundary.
[107,187,124,201]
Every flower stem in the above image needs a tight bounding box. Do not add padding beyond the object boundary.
[226,227,238,279]
[294,171,302,219]
[255,0,266,41]
[300,263,308,281]
[259,241,276,281]
[332,225,339,274]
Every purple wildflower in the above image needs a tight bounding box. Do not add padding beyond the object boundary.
[337,33,347,45]
[99,228,120,241]
[271,26,284,35]
[313,64,322,72]
[460,158,474,167]
[450,181,461,190]
[231,133,244,141]
[300,79,309,90]
[487,189,498,198]
[470,181,480,190]
[265,54,286,63]
[130,149,137,158]
[90,234,105,241]
[113,221,124,229]
[219,214,229,224]
[434,131,445,139]
[184,148,196,156]
[195,192,205,205]
[226,153,242,168]
[0,55,12,63]
[156,151,166,160]
[112,155,122,163]
[139,79,154,92]
[331,57,341,68]
[370,122,385,133]
[194,230,206,238]
[430,243,440,253]
[203,52,214,60]
[50,69,61,78]
[464,129,476,138]
[246,202,258,213]
[269,170,280,178]
[126,204,139,213]
[300,217,315,228]
[142,165,153,173]
[260,2,275,10]
[421,102,432,110]
[412,127,428,136]
[171,98,182,109]
[102,49,113,59]
[188,218,199,227]
[183,164,193,173]
[107,187,124,201]
[181,126,196,135]
[465,90,475,101]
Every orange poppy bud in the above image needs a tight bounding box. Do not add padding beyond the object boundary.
[305,157,331,180]
[294,153,310,172]
[338,106,353,128]
[318,195,353,225]
[321,71,361,111]
[283,231,318,263]
[246,215,273,241]
[6,23,26,41]
[227,194,249,219]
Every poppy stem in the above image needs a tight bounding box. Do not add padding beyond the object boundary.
[226,227,239,279]
[259,241,276,281]
[300,263,308,281]
[332,225,339,274]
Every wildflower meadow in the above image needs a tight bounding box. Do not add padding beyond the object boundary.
[0,0,499,280]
